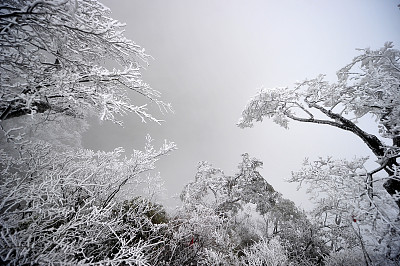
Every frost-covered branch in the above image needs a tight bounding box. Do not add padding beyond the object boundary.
[0,136,175,264]
[0,0,172,125]
[290,156,400,263]
[0,2,177,264]
[238,43,400,209]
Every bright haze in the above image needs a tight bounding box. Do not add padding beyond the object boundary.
[83,0,400,210]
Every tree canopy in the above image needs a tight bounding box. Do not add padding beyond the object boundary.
[239,43,400,265]
[0,0,171,124]
[0,1,175,264]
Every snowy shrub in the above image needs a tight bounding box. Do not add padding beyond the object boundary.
[241,237,290,266]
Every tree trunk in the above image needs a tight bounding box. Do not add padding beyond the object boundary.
[383,136,400,210]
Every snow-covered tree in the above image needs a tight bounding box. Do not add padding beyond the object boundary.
[238,42,400,208]
[0,137,176,264]
[180,153,277,217]
[238,43,400,264]
[0,0,171,125]
[174,155,275,264]
[178,154,327,265]
[0,1,176,264]
[292,156,399,265]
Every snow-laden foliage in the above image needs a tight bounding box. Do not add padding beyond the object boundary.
[324,247,366,266]
[291,156,400,265]
[181,153,277,216]
[0,1,176,264]
[239,43,400,265]
[164,204,240,265]
[176,154,327,265]
[240,237,290,266]
[337,43,400,139]
[176,154,267,265]
[239,42,400,139]
[0,137,175,264]
[0,0,171,125]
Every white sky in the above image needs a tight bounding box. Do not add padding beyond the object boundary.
[83,0,400,210]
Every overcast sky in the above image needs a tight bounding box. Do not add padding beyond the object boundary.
[83,0,400,210]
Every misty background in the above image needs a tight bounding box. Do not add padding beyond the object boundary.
[82,0,400,210]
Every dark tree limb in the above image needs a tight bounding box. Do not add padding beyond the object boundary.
[287,99,400,209]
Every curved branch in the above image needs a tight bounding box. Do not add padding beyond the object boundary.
[286,112,343,128]
[306,100,385,157]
